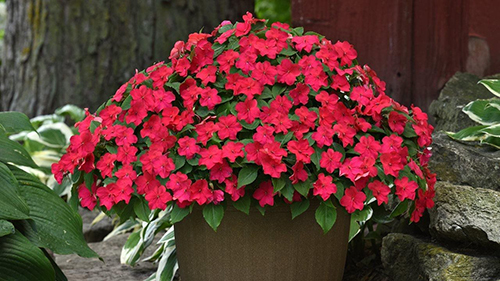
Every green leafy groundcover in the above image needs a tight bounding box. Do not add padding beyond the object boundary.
[0,111,98,281]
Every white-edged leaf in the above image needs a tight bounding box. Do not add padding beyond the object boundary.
[348,217,361,242]
[462,99,500,125]
[446,125,488,141]
[479,79,500,98]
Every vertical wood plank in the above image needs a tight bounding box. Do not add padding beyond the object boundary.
[292,0,413,106]
[411,0,469,109]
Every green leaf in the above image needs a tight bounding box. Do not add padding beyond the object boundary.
[232,195,251,215]
[170,204,190,224]
[0,231,55,281]
[0,162,30,220]
[390,200,409,218]
[446,125,489,141]
[202,204,225,231]
[293,178,312,197]
[0,112,36,134]
[352,206,373,223]
[483,135,500,149]
[291,27,304,36]
[314,200,337,234]
[462,98,500,125]
[279,47,297,56]
[0,220,15,237]
[479,79,500,98]
[121,95,133,110]
[0,134,38,168]
[240,120,260,130]
[37,126,68,147]
[402,122,418,138]
[311,147,324,171]
[172,154,186,172]
[348,218,361,242]
[133,197,151,222]
[272,83,287,97]
[42,249,68,281]
[290,199,310,219]
[55,104,85,122]
[272,177,286,192]
[280,180,295,202]
[11,167,98,258]
[237,165,259,188]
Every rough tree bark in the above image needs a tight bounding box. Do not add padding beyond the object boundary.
[0,0,253,116]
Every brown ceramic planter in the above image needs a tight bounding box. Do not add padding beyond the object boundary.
[175,200,350,281]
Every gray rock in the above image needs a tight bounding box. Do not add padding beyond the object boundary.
[429,182,500,249]
[55,234,157,281]
[428,72,492,132]
[381,233,500,281]
[428,132,500,192]
[79,208,114,243]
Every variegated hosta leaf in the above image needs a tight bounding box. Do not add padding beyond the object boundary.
[482,135,500,149]
[103,220,139,241]
[480,123,500,137]
[479,79,500,98]
[462,98,500,126]
[446,125,489,142]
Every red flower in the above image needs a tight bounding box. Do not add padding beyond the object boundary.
[277,58,301,85]
[96,153,117,178]
[117,145,138,165]
[199,87,221,110]
[189,179,212,205]
[340,186,366,213]
[222,142,245,162]
[313,174,337,201]
[354,135,381,160]
[224,175,245,201]
[177,136,200,159]
[145,185,172,210]
[235,98,261,123]
[209,160,233,183]
[290,161,308,184]
[388,111,407,134]
[251,61,277,85]
[287,139,314,163]
[78,183,97,210]
[253,180,276,207]
[394,177,418,201]
[380,152,405,178]
[292,35,319,53]
[320,149,343,173]
[196,65,217,86]
[289,83,310,106]
[199,145,223,169]
[368,181,391,205]
[217,115,242,140]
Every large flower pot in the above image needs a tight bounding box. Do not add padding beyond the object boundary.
[175,200,351,281]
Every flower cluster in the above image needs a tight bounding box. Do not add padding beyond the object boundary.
[53,13,435,231]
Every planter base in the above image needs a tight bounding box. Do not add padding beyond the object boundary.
[175,201,350,281]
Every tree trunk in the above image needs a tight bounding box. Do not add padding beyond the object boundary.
[0,0,253,116]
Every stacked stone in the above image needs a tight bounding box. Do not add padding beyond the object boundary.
[382,72,500,281]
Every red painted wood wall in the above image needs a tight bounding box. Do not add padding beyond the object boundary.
[292,0,500,111]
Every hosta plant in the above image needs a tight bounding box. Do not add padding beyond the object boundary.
[447,79,500,148]
[53,12,436,268]
[0,111,98,281]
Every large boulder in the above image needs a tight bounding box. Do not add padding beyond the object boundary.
[428,72,492,132]
[381,233,500,281]
[428,132,500,192]
[429,181,500,249]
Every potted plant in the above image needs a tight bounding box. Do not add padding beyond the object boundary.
[52,12,436,281]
